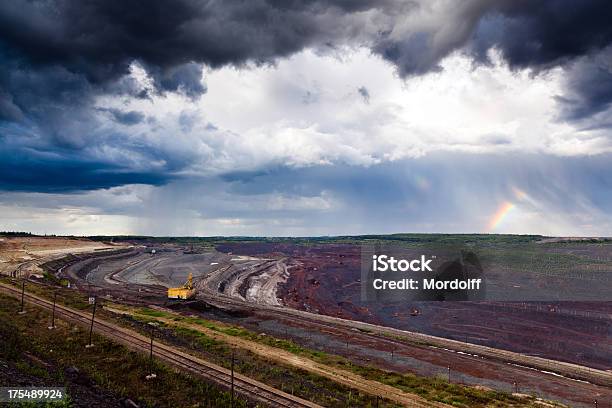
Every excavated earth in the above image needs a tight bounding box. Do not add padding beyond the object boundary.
[216,242,611,370]
[214,242,612,407]
[11,238,610,408]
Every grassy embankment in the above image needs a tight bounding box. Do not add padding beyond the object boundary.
[0,294,251,407]
[132,306,566,408]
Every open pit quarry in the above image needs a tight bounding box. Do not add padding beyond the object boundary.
[1,236,611,407]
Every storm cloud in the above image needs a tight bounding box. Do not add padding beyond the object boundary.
[1,0,612,235]
[2,1,612,102]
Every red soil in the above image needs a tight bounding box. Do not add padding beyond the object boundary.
[216,242,611,370]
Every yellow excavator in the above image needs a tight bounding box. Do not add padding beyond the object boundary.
[167,273,196,300]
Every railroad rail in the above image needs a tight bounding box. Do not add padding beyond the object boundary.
[0,282,322,408]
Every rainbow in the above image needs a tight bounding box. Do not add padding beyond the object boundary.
[487,201,515,231]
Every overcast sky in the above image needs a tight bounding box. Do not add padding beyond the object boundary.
[1,0,612,236]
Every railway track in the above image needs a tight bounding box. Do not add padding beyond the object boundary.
[0,282,322,408]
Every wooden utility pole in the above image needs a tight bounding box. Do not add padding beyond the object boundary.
[19,280,25,314]
[150,325,154,371]
[86,298,96,348]
[48,292,57,329]
[146,323,157,379]
[230,349,235,408]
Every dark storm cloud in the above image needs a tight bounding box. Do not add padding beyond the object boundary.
[98,108,145,126]
[555,47,612,126]
[0,90,23,122]
[467,1,612,124]
[2,0,610,92]
[0,0,378,92]
[469,1,612,71]
[145,63,207,99]
[0,148,169,192]
[2,0,612,194]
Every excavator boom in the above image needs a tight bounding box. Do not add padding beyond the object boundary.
[167,272,196,300]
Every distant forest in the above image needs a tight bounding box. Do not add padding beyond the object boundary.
[0,231,36,237]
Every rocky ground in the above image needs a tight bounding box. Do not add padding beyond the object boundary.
[217,242,612,371]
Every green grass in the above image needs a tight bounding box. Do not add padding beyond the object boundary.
[0,294,251,408]
[138,308,168,318]
[137,308,564,408]
[0,287,398,408]
[141,317,397,407]
[14,360,51,379]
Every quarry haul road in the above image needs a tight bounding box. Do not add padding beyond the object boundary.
[198,288,612,389]
[0,282,324,408]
